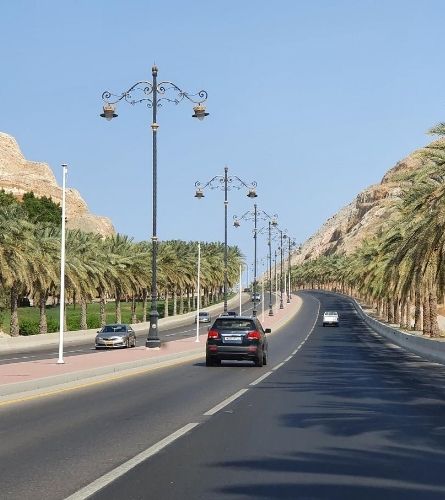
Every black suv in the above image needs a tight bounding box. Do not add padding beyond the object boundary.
[206,316,270,367]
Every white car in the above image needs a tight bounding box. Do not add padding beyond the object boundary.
[323,311,339,327]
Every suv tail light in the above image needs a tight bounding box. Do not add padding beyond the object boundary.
[207,329,220,339]
[247,330,261,340]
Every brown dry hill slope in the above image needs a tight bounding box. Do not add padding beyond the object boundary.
[294,138,443,264]
[0,132,114,236]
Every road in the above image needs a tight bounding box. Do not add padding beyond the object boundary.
[2,291,445,499]
[0,298,265,364]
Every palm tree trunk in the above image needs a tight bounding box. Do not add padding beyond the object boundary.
[39,293,48,335]
[393,298,400,325]
[131,294,137,324]
[414,289,422,331]
[173,289,177,316]
[386,298,394,323]
[179,287,184,315]
[10,282,19,337]
[429,284,440,338]
[164,289,169,318]
[422,294,431,336]
[115,289,122,324]
[187,288,191,312]
[99,290,106,327]
[80,297,88,330]
[142,288,148,322]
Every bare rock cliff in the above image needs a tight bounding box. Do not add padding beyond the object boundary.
[0,132,115,236]
[293,140,438,264]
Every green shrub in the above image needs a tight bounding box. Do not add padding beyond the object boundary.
[19,320,40,336]
[46,318,59,333]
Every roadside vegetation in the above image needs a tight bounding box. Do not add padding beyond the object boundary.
[0,190,243,336]
[291,123,445,338]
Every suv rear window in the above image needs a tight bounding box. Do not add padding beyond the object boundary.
[213,318,256,330]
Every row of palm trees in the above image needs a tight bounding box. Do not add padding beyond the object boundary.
[0,206,243,336]
[291,124,445,337]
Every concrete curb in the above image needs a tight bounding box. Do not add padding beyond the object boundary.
[0,295,302,404]
[0,348,205,401]
[351,298,445,365]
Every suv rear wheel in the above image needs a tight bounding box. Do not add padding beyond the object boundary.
[254,350,264,367]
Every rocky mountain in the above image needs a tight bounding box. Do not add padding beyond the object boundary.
[0,132,115,236]
[294,139,439,264]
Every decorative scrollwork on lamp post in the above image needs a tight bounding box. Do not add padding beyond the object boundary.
[233,205,278,317]
[101,65,209,348]
[194,166,257,313]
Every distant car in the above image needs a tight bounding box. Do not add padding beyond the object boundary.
[219,311,237,317]
[195,311,212,323]
[95,324,137,349]
[206,315,270,367]
[251,293,261,302]
[322,311,339,327]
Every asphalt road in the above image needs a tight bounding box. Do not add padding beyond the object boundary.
[0,299,265,364]
[3,291,445,500]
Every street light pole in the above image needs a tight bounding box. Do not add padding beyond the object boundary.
[280,229,284,309]
[233,206,277,317]
[101,66,208,348]
[57,164,67,365]
[268,221,273,316]
[195,167,257,312]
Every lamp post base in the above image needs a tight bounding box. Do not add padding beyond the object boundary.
[146,311,161,348]
[146,338,161,348]
[268,309,274,316]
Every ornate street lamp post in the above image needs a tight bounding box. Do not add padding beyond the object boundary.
[101,65,208,348]
[272,227,287,309]
[233,205,277,316]
[284,234,296,303]
[195,167,257,312]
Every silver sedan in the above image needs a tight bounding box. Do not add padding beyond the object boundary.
[95,324,137,349]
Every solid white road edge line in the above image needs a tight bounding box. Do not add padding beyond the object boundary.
[64,422,199,500]
[250,371,273,386]
[203,388,249,416]
[284,355,293,362]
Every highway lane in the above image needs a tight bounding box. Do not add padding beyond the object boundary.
[88,290,445,500]
[0,298,264,364]
[0,293,312,500]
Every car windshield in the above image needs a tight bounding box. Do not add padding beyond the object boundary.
[101,325,127,333]
[324,312,338,316]
[213,318,256,330]
[199,312,209,317]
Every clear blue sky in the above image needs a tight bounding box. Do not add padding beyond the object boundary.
[2,0,444,277]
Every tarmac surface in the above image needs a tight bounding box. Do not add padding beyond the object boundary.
[0,293,302,403]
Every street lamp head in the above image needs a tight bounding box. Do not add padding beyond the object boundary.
[194,188,205,199]
[100,103,118,121]
[233,219,240,228]
[271,218,278,227]
[192,104,209,121]
[247,188,257,198]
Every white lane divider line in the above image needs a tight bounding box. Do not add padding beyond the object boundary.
[272,361,285,371]
[65,422,199,500]
[203,388,249,416]
[250,371,273,386]
[284,355,293,362]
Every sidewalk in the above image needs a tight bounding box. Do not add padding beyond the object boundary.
[0,294,302,404]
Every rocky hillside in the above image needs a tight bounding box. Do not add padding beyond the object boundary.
[294,139,438,264]
[0,132,114,236]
